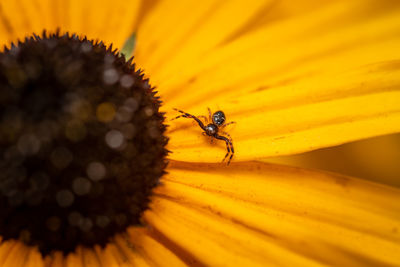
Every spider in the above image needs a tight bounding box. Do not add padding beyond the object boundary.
[172,108,235,165]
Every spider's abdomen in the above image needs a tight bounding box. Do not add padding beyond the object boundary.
[212,111,226,126]
[205,124,218,135]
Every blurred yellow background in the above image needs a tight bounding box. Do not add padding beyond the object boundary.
[266,133,400,188]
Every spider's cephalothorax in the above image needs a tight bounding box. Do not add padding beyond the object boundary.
[172,108,235,165]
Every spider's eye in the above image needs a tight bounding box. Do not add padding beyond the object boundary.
[212,111,225,126]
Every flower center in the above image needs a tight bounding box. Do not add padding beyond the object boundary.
[0,32,168,255]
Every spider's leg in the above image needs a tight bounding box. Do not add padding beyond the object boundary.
[172,108,206,130]
[215,135,231,164]
[220,131,232,142]
[171,108,194,119]
[198,115,208,124]
[221,121,236,128]
[208,107,212,122]
[171,114,190,120]
[227,139,234,165]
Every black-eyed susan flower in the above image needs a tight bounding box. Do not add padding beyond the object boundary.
[0,0,400,266]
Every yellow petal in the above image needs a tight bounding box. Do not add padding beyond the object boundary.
[169,89,400,162]
[162,1,400,162]
[0,0,141,49]
[65,248,83,267]
[125,227,187,267]
[149,1,400,96]
[265,133,400,188]
[80,247,102,267]
[0,240,17,265]
[135,0,273,79]
[24,248,45,267]
[2,241,29,267]
[144,161,400,266]
[103,242,148,267]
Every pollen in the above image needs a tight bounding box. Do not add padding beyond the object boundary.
[96,102,116,122]
[0,32,168,255]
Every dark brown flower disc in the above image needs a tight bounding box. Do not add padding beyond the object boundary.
[0,32,168,255]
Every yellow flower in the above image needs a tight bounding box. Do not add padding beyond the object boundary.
[1,0,400,266]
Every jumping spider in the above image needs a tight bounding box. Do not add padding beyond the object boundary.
[172,108,235,165]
